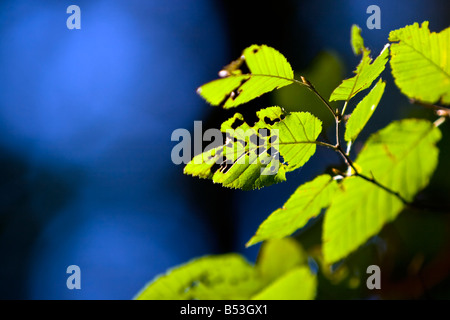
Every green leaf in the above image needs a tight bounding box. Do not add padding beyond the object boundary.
[136,239,317,300]
[247,175,337,246]
[330,38,389,102]
[251,266,317,300]
[184,107,322,190]
[256,238,307,282]
[344,79,386,142]
[134,254,262,300]
[323,119,442,263]
[323,177,403,264]
[197,45,294,108]
[274,111,322,172]
[350,25,368,56]
[356,119,441,201]
[389,21,450,105]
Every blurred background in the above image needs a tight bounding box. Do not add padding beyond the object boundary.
[0,0,449,299]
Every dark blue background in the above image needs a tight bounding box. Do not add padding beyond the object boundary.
[0,0,448,299]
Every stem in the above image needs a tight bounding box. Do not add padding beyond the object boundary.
[296,76,336,118]
[341,101,349,118]
[410,99,450,117]
[434,116,447,128]
[335,117,341,147]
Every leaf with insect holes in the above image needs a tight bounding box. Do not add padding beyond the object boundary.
[184,106,322,190]
[344,79,386,142]
[135,238,316,300]
[323,119,441,263]
[330,25,389,102]
[197,45,295,109]
[247,175,338,246]
[389,21,450,105]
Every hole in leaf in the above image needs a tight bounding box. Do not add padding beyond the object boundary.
[264,116,280,126]
[231,118,245,130]
[240,62,251,75]
[220,161,234,174]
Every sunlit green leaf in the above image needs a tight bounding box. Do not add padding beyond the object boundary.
[323,177,402,264]
[330,36,389,102]
[389,21,450,105]
[247,175,337,246]
[323,119,442,263]
[184,107,322,190]
[197,45,294,108]
[356,119,441,201]
[344,79,386,142]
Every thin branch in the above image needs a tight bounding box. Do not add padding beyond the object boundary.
[341,101,349,118]
[297,76,337,118]
[410,98,450,117]
[280,140,336,149]
[434,116,447,127]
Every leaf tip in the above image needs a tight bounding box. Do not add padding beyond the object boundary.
[245,237,258,248]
